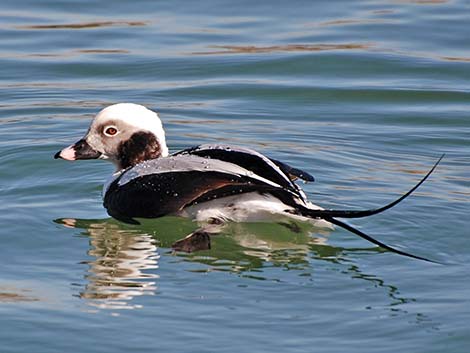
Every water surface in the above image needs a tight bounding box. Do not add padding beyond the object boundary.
[0,0,469,352]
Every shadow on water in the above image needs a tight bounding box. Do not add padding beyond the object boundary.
[53,216,428,320]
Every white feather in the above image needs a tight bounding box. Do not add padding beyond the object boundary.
[93,103,169,157]
[179,192,334,229]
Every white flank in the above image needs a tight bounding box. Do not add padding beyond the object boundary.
[180,192,334,229]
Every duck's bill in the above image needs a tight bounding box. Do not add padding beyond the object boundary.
[54,139,102,160]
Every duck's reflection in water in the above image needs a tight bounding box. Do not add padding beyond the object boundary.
[56,217,422,322]
[61,218,159,310]
[178,221,331,275]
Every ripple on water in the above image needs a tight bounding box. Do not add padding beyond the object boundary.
[0,0,469,352]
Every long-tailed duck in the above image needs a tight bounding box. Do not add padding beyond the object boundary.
[55,103,443,261]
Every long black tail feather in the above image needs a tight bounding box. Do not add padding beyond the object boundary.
[301,154,444,219]
[300,155,444,263]
[326,217,440,263]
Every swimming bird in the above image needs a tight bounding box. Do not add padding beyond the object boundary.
[54,103,442,261]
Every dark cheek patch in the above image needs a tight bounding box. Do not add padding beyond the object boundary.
[118,131,162,168]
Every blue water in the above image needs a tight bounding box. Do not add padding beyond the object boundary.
[1,0,469,352]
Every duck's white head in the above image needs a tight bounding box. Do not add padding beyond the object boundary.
[55,103,169,170]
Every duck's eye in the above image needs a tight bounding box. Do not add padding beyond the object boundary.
[104,126,118,137]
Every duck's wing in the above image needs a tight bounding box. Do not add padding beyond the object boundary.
[103,154,298,224]
[174,144,313,197]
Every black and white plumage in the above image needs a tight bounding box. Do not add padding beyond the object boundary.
[55,103,443,262]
